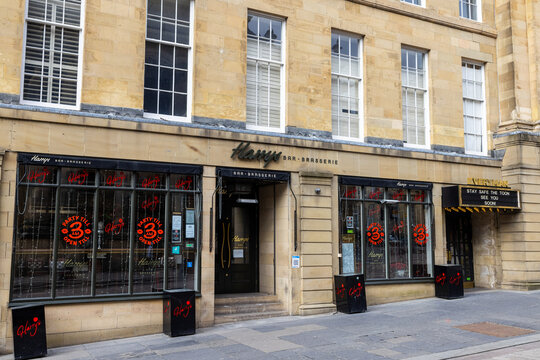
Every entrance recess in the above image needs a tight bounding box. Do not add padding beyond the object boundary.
[445,212,474,288]
[216,180,259,293]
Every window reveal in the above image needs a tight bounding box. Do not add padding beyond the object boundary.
[12,161,201,301]
[339,183,433,280]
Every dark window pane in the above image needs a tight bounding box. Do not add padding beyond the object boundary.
[365,202,385,279]
[175,47,188,69]
[159,91,172,115]
[19,164,57,184]
[176,25,189,45]
[174,69,187,92]
[144,89,158,113]
[388,204,408,279]
[162,21,175,42]
[56,189,94,297]
[170,174,195,191]
[136,172,167,190]
[173,94,187,117]
[259,17,270,38]
[133,192,166,293]
[177,0,190,21]
[160,44,174,66]
[331,33,339,54]
[411,204,431,277]
[61,168,96,186]
[100,170,133,188]
[160,68,173,90]
[351,38,359,58]
[145,42,159,65]
[148,0,161,16]
[144,65,159,89]
[163,0,176,17]
[95,190,131,295]
[12,186,56,299]
[340,35,349,56]
[147,19,160,40]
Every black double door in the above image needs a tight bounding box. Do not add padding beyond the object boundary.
[215,186,258,294]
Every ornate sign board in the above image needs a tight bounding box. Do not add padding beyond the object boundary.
[442,185,521,210]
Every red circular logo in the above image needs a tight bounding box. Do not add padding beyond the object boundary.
[137,217,164,245]
[413,224,429,245]
[367,222,384,245]
[61,216,92,245]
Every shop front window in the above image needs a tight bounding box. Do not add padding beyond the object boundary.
[339,179,433,280]
[11,155,201,302]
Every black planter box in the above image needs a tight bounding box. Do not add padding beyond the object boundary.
[334,273,367,314]
[163,290,196,336]
[11,304,47,360]
[434,265,464,299]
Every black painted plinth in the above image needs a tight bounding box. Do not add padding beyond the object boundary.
[434,265,464,299]
[334,273,367,314]
[12,304,47,360]
[163,290,196,337]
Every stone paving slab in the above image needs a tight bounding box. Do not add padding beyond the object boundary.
[2,290,540,360]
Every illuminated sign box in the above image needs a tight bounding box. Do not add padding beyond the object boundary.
[442,185,521,210]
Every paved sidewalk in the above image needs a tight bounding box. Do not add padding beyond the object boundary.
[3,289,540,359]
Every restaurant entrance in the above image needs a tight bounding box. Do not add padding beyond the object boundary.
[215,179,259,294]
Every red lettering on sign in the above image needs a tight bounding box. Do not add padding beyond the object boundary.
[368,190,382,200]
[436,272,447,285]
[28,167,50,183]
[367,222,384,245]
[336,284,346,299]
[16,317,41,338]
[450,272,462,286]
[68,170,89,185]
[414,192,426,202]
[137,217,164,245]
[175,177,193,190]
[344,188,357,198]
[141,196,159,211]
[393,221,404,232]
[142,176,160,189]
[349,282,363,297]
[106,172,126,187]
[61,216,92,246]
[104,218,125,235]
[173,301,192,318]
[413,224,429,246]
[392,190,406,200]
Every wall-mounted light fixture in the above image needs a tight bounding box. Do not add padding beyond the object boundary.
[315,188,321,195]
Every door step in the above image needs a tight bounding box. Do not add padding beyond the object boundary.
[214,293,287,324]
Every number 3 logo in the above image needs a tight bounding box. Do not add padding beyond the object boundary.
[367,223,384,245]
[413,224,429,245]
[137,217,164,245]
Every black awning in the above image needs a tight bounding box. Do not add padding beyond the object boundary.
[442,185,521,212]
[18,152,203,174]
[340,176,432,190]
[217,167,290,182]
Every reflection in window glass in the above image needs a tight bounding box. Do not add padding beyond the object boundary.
[339,182,432,281]
[56,189,94,297]
[12,158,201,302]
[95,190,131,295]
[13,187,56,299]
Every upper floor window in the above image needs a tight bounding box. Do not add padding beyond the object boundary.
[331,32,363,140]
[246,13,284,132]
[462,61,486,155]
[144,0,192,120]
[401,0,423,6]
[401,48,429,147]
[460,0,481,21]
[21,0,84,108]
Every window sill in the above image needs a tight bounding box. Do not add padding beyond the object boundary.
[8,292,202,308]
[365,278,433,285]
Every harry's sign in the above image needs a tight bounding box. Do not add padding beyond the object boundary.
[231,142,281,168]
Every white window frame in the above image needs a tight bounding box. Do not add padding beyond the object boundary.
[331,31,364,142]
[462,60,487,156]
[143,0,194,123]
[401,0,424,7]
[246,11,286,133]
[401,47,430,149]
[20,0,86,110]
[459,0,482,22]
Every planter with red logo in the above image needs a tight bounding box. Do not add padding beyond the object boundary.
[163,290,196,336]
[434,265,464,299]
[11,304,47,360]
[334,273,367,314]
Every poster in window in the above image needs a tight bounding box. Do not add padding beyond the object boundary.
[172,213,182,243]
[185,209,195,224]
[342,243,355,274]
[185,224,195,238]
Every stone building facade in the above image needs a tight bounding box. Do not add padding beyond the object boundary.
[0,0,537,354]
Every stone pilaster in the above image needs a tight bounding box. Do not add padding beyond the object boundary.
[298,171,335,315]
